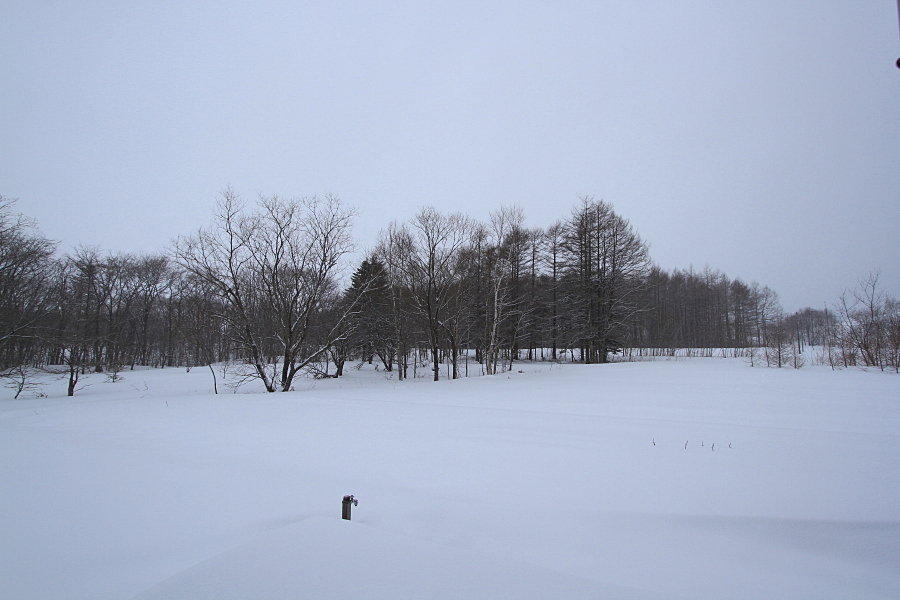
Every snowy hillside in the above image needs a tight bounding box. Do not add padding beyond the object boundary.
[1,358,898,599]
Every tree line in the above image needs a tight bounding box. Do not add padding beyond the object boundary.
[2,192,897,395]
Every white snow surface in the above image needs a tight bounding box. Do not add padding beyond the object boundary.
[1,357,898,600]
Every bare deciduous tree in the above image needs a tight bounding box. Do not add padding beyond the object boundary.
[173,189,357,392]
[483,206,525,375]
[374,225,417,380]
[378,207,472,381]
[836,271,894,370]
[0,196,56,370]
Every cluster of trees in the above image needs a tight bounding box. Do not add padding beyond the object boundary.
[630,266,782,350]
[358,199,653,382]
[713,272,900,372]
[2,192,897,396]
[0,192,361,395]
[831,273,900,370]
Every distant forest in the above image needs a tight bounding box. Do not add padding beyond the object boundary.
[2,192,897,395]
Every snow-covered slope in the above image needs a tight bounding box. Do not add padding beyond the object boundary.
[129,515,682,600]
[1,358,897,599]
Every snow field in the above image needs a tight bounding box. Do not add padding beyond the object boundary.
[1,358,898,599]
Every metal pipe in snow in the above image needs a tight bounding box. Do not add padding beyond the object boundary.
[342,495,358,520]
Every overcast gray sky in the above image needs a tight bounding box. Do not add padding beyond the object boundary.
[2,0,898,311]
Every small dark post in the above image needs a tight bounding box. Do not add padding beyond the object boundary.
[342,494,358,520]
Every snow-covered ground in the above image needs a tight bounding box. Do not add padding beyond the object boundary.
[1,357,898,599]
